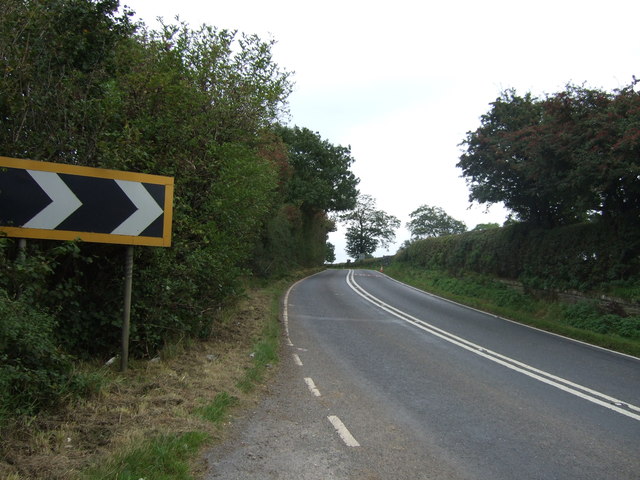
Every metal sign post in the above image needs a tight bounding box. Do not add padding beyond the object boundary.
[0,156,174,372]
[121,246,134,372]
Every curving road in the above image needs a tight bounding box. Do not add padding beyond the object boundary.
[207,269,640,479]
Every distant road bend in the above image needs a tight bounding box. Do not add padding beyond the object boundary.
[281,269,640,479]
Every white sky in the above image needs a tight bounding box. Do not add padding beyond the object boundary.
[122,0,639,262]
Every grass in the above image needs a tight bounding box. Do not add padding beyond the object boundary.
[236,281,284,393]
[81,431,209,480]
[0,269,320,480]
[195,392,238,424]
[383,263,640,358]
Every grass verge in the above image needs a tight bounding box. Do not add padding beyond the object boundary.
[81,431,210,480]
[383,263,640,358]
[0,270,318,480]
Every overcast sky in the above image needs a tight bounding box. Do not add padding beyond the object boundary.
[122,0,639,262]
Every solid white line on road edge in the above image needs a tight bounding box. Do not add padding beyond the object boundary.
[293,353,303,366]
[304,377,321,397]
[282,270,326,348]
[346,270,640,423]
[328,415,361,447]
[283,283,294,346]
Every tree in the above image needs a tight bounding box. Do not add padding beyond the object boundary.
[341,195,400,259]
[275,125,359,214]
[406,205,467,239]
[325,242,336,263]
[457,84,639,227]
[256,125,359,269]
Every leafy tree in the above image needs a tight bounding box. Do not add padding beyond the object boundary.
[457,83,639,227]
[406,205,467,239]
[341,195,400,259]
[325,242,336,263]
[457,90,557,226]
[255,125,359,269]
[275,125,359,214]
[580,82,640,223]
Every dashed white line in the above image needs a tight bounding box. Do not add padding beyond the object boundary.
[328,415,360,447]
[293,353,303,366]
[304,377,321,397]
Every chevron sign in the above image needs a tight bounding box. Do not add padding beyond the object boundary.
[0,156,173,247]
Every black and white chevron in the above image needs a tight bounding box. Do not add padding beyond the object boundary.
[0,167,165,237]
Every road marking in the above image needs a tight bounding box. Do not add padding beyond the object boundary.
[304,377,321,397]
[328,415,361,447]
[293,353,303,366]
[346,270,640,422]
[382,271,640,362]
[283,283,295,346]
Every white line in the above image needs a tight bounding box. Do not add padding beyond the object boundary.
[283,282,295,346]
[382,272,640,362]
[328,415,360,447]
[346,270,640,422]
[304,377,321,397]
[293,353,303,366]
[282,270,327,348]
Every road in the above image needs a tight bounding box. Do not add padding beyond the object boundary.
[206,269,640,479]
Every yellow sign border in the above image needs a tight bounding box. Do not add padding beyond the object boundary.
[0,156,174,247]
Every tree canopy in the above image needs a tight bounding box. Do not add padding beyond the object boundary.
[406,205,467,239]
[341,195,400,259]
[275,125,359,214]
[457,83,640,227]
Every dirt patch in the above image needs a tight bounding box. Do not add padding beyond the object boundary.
[0,285,278,480]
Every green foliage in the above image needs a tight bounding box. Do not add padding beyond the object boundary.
[81,431,209,480]
[397,222,640,293]
[0,3,296,357]
[0,291,84,423]
[406,205,467,239]
[560,302,640,339]
[253,126,357,272]
[276,125,359,214]
[325,242,336,263]
[458,83,640,227]
[0,0,134,162]
[341,194,400,259]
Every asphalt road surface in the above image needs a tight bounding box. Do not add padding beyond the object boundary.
[206,269,640,479]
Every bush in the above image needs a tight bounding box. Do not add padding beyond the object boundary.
[398,221,640,293]
[0,291,84,423]
[560,301,640,339]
